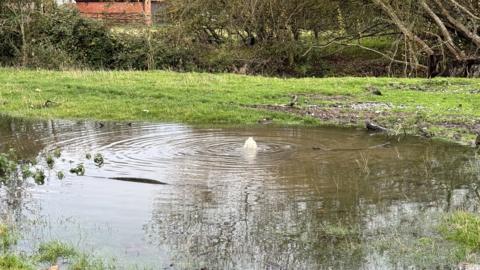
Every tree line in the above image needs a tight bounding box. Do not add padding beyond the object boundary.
[1,0,479,77]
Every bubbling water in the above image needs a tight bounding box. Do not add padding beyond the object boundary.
[41,123,302,183]
[243,137,258,150]
[0,118,476,270]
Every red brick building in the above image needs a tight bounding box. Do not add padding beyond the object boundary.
[76,0,166,25]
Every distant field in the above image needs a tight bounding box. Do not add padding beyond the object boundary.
[1,68,480,144]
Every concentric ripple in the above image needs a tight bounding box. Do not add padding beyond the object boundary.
[35,122,315,184]
[1,117,475,269]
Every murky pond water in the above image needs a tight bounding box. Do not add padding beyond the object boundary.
[0,117,479,269]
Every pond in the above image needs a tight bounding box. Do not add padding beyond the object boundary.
[0,117,479,269]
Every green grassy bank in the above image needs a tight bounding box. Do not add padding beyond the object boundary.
[1,68,480,144]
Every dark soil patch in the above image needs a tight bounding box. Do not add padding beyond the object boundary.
[437,121,480,133]
[323,56,392,77]
[387,81,473,93]
[248,103,391,125]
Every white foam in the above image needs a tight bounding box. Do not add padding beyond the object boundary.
[243,137,257,150]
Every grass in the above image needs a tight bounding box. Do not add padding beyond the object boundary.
[1,68,480,144]
[0,221,118,270]
[440,211,480,251]
[0,255,33,270]
[37,241,77,264]
[370,211,472,268]
[0,236,121,270]
[0,224,16,252]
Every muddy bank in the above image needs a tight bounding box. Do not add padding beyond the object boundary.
[248,93,478,146]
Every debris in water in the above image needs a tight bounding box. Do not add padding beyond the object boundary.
[257,117,273,125]
[365,121,388,133]
[108,177,167,185]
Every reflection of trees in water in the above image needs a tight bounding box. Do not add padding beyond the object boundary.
[146,176,365,269]
[144,153,363,268]
[0,117,47,158]
[145,139,480,269]
[1,116,480,268]
[0,172,39,232]
[0,117,49,227]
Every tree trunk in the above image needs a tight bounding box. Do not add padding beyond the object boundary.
[446,59,480,77]
[19,14,27,67]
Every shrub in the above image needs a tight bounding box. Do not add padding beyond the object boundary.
[0,4,331,76]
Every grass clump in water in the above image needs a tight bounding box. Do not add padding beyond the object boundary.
[69,164,85,176]
[440,211,480,251]
[37,241,77,264]
[93,154,104,167]
[0,224,16,252]
[0,150,20,184]
[0,225,31,270]
[319,223,359,240]
[70,254,114,270]
[0,254,33,270]
[370,212,468,268]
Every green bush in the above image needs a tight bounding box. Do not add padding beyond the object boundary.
[32,7,115,69]
[0,5,331,76]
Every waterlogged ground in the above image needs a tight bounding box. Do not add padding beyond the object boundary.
[1,117,480,269]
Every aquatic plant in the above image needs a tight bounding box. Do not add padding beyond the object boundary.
[0,254,33,270]
[440,211,480,251]
[85,153,92,160]
[93,154,104,167]
[0,226,120,270]
[37,241,77,265]
[69,164,85,176]
[370,212,466,268]
[0,150,19,184]
[355,152,370,175]
[56,171,64,180]
[0,224,16,252]
[53,149,62,159]
[20,164,32,180]
[69,254,115,270]
[33,170,46,185]
[46,155,55,169]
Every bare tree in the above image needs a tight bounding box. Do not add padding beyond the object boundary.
[373,0,480,77]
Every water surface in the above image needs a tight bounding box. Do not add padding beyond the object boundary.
[0,117,478,269]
